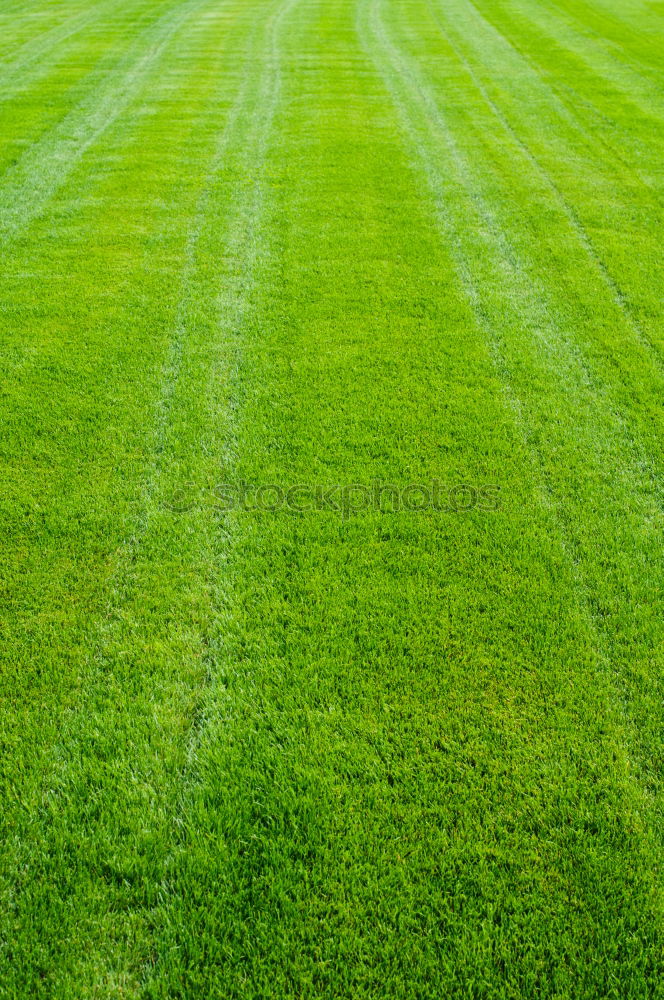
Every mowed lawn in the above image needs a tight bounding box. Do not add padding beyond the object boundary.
[1,0,663,996]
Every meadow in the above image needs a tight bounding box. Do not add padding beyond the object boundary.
[0,0,662,996]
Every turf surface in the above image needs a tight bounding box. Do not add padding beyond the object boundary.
[0,0,663,996]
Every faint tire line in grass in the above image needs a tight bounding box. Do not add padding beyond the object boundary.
[0,3,282,993]
[360,0,664,517]
[545,0,662,76]
[0,0,297,993]
[459,0,664,205]
[139,0,304,984]
[357,0,663,836]
[0,0,218,429]
[476,0,664,121]
[466,0,664,180]
[0,1,176,182]
[425,0,664,377]
[0,0,130,99]
[0,0,209,244]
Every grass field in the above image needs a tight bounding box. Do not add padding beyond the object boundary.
[1,0,663,996]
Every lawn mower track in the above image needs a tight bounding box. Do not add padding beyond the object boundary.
[0,0,662,996]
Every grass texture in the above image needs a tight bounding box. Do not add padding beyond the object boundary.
[0,0,662,996]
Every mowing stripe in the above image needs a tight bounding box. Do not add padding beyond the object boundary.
[360,0,662,834]
[468,0,664,187]
[427,0,664,364]
[0,0,128,90]
[0,0,208,244]
[0,0,95,59]
[0,3,181,181]
[133,0,660,993]
[457,0,663,201]
[543,0,663,75]
[0,0,661,995]
[485,0,664,116]
[0,0,296,994]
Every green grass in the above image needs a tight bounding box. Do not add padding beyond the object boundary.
[0,0,662,996]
